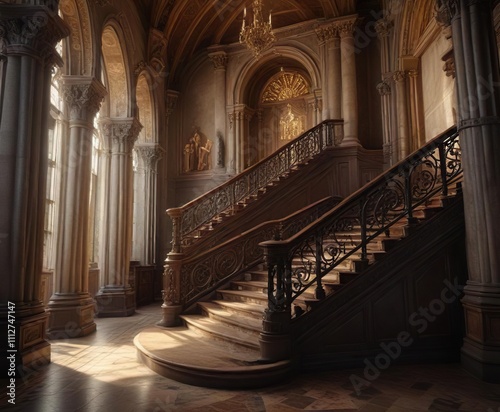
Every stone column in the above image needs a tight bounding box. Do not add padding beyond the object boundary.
[338,16,360,146]
[95,117,142,317]
[208,49,227,172]
[233,104,255,170]
[326,27,342,119]
[0,1,69,375]
[228,110,237,174]
[441,0,500,382]
[393,70,410,161]
[376,80,393,168]
[133,144,163,265]
[46,77,106,339]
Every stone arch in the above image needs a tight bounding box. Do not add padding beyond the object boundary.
[100,23,130,118]
[59,0,94,76]
[233,45,321,166]
[135,72,155,143]
[234,44,321,106]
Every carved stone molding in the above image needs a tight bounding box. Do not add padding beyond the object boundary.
[99,118,143,152]
[435,0,460,27]
[208,51,228,71]
[61,77,107,122]
[0,4,70,59]
[134,60,148,77]
[376,81,391,96]
[375,19,392,38]
[166,90,180,118]
[442,49,456,78]
[94,0,111,6]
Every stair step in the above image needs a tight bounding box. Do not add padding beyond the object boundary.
[198,302,262,336]
[217,289,268,305]
[231,280,268,293]
[180,314,260,351]
[211,300,265,320]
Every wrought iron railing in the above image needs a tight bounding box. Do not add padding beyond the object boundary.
[162,196,342,313]
[167,120,344,253]
[260,127,461,317]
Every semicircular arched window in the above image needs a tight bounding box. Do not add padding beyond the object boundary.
[261,71,310,103]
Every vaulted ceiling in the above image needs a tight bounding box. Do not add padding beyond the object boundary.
[138,0,382,81]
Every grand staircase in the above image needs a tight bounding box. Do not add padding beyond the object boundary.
[135,126,464,388]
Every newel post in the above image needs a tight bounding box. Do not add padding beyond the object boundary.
[259,240,292,362]
[158,208,184,327]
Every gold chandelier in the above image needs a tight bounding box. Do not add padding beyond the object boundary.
[239,0,276,59]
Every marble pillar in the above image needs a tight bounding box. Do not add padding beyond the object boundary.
[95,117,142,317]
[338,16,360,146]
[442,0,500,382]
[208,49,228,172]
[393,70,410,161]
[0,1,69,375]
[133,144,163,265]
[46,77,106,339]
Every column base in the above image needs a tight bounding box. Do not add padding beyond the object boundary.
[95,286,135,317]
[46,294,96,339]
[340,137,362,147]
[157,304,182,327]
[0,304,51,378]
[460,284,500,382]
[462,338,500,383]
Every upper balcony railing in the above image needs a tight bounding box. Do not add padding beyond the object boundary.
[167,120,344,254]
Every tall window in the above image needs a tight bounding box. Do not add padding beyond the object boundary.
[43,62,63,270]
[88,117,101,263]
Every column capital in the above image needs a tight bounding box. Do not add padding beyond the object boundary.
[135,143,165,170]
[393,70,406,82]
[335,15,359,38]
[208,50,228,71]
[99,117,143,152]
[61,76,107,123]
[0,4,69,61]
[315,24,338,43]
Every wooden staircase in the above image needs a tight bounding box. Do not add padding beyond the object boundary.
[135,186,461,388]
[135,127,463,388]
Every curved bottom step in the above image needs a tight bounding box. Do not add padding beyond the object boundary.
[134,326,295,389]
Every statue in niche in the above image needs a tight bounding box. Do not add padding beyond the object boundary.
[280,104,303,140]
[216,132,225,168]
[183,129,212,172]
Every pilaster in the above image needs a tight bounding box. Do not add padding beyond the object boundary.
[133,144,164,265]
[0,1,69,376]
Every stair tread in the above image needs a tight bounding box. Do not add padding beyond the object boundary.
[212,299,266,316]
[198,302,262,330]
[218,289,267,300]
[232,280,268,289]
[181,314,260,349]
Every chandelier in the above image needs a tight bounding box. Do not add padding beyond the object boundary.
[239,0,276,59]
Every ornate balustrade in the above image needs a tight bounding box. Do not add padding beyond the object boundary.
[259,127,461,347]
[160,196,342,326]
[167,120,344,253]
